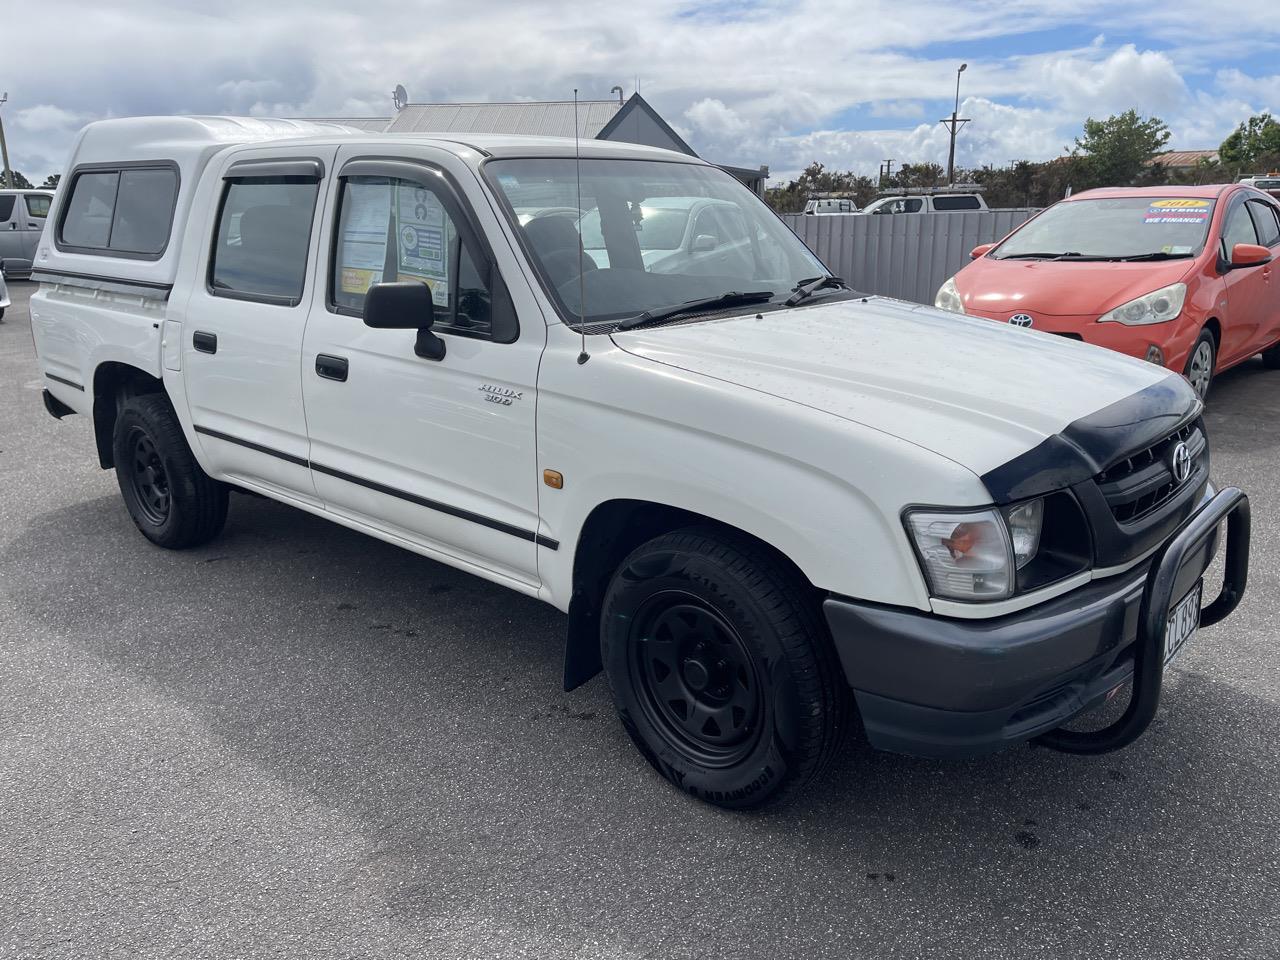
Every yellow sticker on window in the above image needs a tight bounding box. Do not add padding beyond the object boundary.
[340,267,379,295]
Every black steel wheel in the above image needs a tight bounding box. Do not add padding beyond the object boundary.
[602,527,850,809]
[629,593,765,768]
[125,426,171,525]
[112,393,228,548]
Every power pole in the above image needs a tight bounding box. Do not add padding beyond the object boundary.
[0,92,12,190]
[881,159,895,186]
[941,64,969,185]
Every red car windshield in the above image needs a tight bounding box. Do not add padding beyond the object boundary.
[996,197,1217,260]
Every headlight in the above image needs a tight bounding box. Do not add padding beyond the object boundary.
[904,508,1014,600]
[934,276,965,314]
[1097,283,1186,326]
[905,500,1045,601]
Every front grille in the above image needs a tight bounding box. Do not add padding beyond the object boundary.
[1096,421,1205,524]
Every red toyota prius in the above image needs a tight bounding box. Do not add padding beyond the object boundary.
[935,184,1280,398]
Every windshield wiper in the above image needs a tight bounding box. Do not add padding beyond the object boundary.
[615,290,776,331]
[784,275,850,307]
[1115,251,1195,262]
[997,251,1124,262]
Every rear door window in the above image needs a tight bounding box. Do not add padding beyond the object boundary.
[24,194,51,219]
[209,178,319,305]
[0,195,14,223]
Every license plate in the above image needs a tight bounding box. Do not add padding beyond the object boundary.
[1164,583,1202,669]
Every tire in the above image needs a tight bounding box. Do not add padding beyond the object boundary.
[112,393,228,548]
[601,527,850,810]
[1183,329,1216,400]
[1262,341,1280,370]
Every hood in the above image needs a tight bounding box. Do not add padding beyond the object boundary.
[956,257,1198,318]
[611,297,1174,481]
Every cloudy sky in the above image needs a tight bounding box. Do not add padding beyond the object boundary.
[4,0,1278,184]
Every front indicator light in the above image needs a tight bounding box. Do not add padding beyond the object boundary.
[1004,498,1044,569]
[905,508,1013,601]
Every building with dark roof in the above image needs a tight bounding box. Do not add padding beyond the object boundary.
[385,92,769,193]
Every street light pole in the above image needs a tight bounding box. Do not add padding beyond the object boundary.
[942,64,969,186]
[0,92,12,190]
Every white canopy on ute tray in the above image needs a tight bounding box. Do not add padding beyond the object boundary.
[35,116,366,290]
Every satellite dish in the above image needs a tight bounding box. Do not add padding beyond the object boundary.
[392,84,408,111]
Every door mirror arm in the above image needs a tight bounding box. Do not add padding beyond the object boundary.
[363,280,447,361]
[414,328,446,361]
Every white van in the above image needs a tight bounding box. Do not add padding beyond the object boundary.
[28,116,1251,809]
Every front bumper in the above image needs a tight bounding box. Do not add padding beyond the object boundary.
[966,308,1200,371]
[825,487,1250,758]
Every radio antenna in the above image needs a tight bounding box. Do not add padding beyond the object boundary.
[573,88,589,365]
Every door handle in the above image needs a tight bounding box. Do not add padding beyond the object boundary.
[192,331,218,354]
[315,354,349,382]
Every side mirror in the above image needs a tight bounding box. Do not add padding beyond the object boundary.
[1230,242,1272,269]
[970,243,995,260]
[363,280,446,361]
[692,234,718,253]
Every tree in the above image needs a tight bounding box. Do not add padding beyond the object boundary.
[886,162,944,190]
[1074,110,1170,187]
[1219,114,1280,173]
[764,161,878,213]
[1,169,34,189]
[40,173,61,189]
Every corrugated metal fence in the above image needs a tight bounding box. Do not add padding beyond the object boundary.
[783,209,1040,305]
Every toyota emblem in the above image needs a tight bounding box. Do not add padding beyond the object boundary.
[1009,313,1034,327]
[1170,441,1193,485]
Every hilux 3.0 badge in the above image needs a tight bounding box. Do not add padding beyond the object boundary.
[1009,313,1034,327]
[479,384,523,406]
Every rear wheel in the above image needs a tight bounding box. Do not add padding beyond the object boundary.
[1183,329,1216,400]
[113,394,228,548]
[601,527,849,809]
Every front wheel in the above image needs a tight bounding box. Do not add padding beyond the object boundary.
[113,394,228,548]
[601,527,849,809]
[1183,329,1216,400]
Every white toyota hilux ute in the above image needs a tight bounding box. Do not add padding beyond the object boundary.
[31,117,1251,809]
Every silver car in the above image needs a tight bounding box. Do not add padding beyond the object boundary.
[0,261,10,321]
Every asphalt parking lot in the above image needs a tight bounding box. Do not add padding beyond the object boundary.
[2,279,1278,959]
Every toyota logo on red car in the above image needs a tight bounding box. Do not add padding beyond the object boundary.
[934,184,1280,398]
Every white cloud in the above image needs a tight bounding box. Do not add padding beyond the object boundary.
[0,0,1276,184]
[1034,44,1188,116]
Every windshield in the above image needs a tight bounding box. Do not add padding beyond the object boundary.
[996,197,1217,259]
[485,158,828,326]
